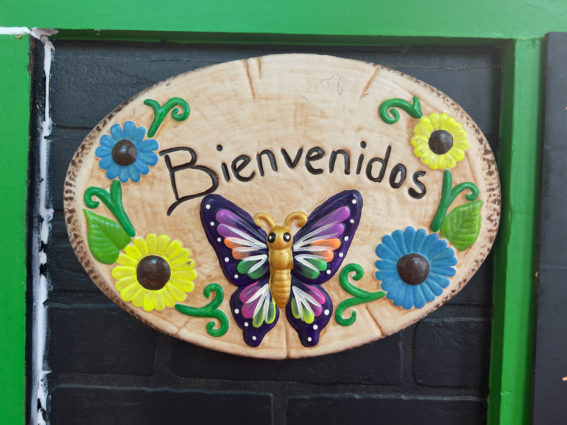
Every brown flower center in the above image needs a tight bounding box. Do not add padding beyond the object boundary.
[397,253,430,285]
[428,130,454,155]
[137,255,171,290]
[112,139,138,166]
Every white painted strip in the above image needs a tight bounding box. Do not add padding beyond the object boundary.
[295,255,319,272]
[252,285,268,318]
[294,245,332,252]
[29,32,55,425]
[262,290,270,323]
[247,255,267,274]
[227,235,264,249]
[294,222,338,249]
[233,246,260,253]
[0,27,31,35]
[296,287,318,311]
[292,286,303,320]
[0,27,58,38]
[295,253,325,261]
[224,224,266,248]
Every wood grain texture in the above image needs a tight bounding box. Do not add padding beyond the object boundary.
[64,54,500,358]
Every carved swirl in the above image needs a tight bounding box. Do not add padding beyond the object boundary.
[335,263,385,327]
[379,96,423,124]
[175,283,229,337]
[144,97,190,137]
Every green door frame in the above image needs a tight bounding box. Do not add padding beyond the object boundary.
[1,2,563,424]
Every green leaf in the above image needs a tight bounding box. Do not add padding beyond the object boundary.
[83,209,130,264]
[440,200,483,251]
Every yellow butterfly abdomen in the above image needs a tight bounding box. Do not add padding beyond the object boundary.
[268,248,293,308]
[270,269,291,308]
[254,214,307,309]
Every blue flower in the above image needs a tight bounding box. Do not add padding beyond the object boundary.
[95,121,159,183]
[375,226,457,310]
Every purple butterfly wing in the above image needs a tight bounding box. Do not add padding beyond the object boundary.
[230,279,280,347]
[201,195,277,347]
[201,194,269,287]
[286,278,333,347]
[292,190,363,284]
[286,190,362,347]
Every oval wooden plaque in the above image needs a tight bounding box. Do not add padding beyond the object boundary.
[64,54,500,359]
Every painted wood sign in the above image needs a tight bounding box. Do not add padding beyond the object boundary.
[64,54,500,358]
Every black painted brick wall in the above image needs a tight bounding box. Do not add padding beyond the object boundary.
[30,40,501,425]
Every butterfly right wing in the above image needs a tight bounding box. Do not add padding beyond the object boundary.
[286,277,333,347]
[201,194,270,287]
[292,190,362,284]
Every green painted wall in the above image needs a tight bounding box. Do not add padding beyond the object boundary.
[0,0,566,39]
[0,34,30,425]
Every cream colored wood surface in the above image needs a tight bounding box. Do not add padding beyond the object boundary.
[64,54,500,358]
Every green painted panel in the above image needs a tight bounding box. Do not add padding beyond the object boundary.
[0,0,566,39]
[0,34,30,425]
[487,39,541,425]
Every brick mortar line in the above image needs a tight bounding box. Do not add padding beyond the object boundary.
[48,373,488,397]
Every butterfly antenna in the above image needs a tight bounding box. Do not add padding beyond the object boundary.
[254,213,275,230]
[284,211,307,228]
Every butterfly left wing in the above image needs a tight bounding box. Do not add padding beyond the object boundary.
[292,190,363,284]
[230,279,280,347]
[286,278,333,346]
[201,195,279,347]
[201,194,269,287]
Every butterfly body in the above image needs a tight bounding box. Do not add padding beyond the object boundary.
[268,253,292,309]
[254,213,308,308]
[201,191,362,347]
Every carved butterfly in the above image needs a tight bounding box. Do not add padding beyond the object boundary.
[200,190,363,347]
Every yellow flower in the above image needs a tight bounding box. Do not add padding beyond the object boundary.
[411,113,469,170]
[112,234,197,312]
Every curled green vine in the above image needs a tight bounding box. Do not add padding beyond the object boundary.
[379,96,423,124]
[144,97,190,137]
[430,170,479,232]
[84,180,135,237]
[175,283,229,337]
[335,263,385,326]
